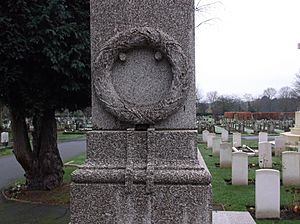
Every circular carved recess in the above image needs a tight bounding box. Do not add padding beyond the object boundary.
[93,27,191,124]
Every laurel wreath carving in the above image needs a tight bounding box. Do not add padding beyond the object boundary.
[93,27,191,124]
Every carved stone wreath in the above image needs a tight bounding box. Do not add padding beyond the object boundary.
[93,27,191,124]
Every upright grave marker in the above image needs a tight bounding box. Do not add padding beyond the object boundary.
[282,151,300,186]
[220,142,232,168]
[256,169,280,219]
[258,132,268,143]
[202,130,209,142]
[232,132,241,148]
[0,132,8,146]
[258,142,272,168]
[212,136,221,156]
[221,129,229,142]
[232,152,248,185]
[70,1,212,223]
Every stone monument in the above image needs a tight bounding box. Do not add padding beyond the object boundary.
[282,111,300,145]
[70,0,212,223]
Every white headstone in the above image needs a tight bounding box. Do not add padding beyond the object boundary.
[258,132,268,143]
[232,152,248,185]
[1,132,9,144]
[274,136,286,156]
[282,151,300,186]
[202,130,209,142]
[220,142,232,168]
[298,142,300,152]
[232,132,241,148]
[212,136,222,156]
[255,169,280,219]
[258,142,272,168]
[207,133,216,148]
[221,129,229,142]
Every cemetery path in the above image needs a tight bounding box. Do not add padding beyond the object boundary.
[0,138,86,224]
[0,138,86,189]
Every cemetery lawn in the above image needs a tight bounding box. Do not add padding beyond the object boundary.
[7,153,86,205]
[0,131,86,158]
[56,131,86,141]
[199,141,298,224]
[0,147,13,157]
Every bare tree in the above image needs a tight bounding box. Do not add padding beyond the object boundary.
[206,91,219,104]
[278,86,294,99]
[195,0,222,27]
[263,88,277,99]
[196,88,205,103]
[293,72,300,97]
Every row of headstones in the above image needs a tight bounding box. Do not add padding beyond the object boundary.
[1,132,9,146]
[203,130,299,219]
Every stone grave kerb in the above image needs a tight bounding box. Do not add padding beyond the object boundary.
[70,1,212,223]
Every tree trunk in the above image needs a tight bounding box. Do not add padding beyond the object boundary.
[10,109,33,179]
[28,109,64,190]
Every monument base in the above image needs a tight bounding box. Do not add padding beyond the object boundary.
[281,131,300,145]
[71,182,211,224]
[70,130,212,223]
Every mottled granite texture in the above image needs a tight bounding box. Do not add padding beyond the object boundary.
[71,0,212,223]
[91,0,196,130]
[71,184,211,224]
[71,130,212,223]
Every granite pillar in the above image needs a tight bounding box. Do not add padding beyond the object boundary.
[70,0,212,223]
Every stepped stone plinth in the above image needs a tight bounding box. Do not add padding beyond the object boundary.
[281,111,300,145]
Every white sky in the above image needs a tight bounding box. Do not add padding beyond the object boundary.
[195,0,300,98]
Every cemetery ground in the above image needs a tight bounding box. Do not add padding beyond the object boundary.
[5,153,85,206]
[0,130,86,158]
[199,139,299,224]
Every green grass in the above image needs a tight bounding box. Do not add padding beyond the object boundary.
[0,131,86,158]
[199,140,299,224]
[10,153,86,206]
[57,131,86,141]
[0,147,13,157]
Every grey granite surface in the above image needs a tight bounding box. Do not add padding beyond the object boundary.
[91,0,196,130]
[70,0,212,223]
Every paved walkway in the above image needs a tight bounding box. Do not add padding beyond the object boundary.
[0,139,86,224]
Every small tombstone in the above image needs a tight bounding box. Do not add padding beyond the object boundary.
[221,129,229,142]
[258,142,272,168]
[298,142,300,152]
[232,132,241,148]
[274,136,286,156]
[212,136,221,156]
[255,169,280,219]
[1,132,9,146]
[232,152,248,185]
[207,133,216,148]
[258,132,268,143]
[220,142,232,168]
[282,151,300,186]
[202,130,209,142]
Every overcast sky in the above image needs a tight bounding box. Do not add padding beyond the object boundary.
[195,0,300,98]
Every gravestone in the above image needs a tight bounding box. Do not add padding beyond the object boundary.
[274,136,285,156]
[258,142,272,168]
[207,133,216,148]
[220,142,232,168]
[202,130,209,142]
[232,152,248,185]
[282,151,300,186]
[258,132,268,143]
[255,169,280,219]
[212,136,221,156]
[1,132,8,146]
[232,132,241,148]
[221,129,229,142]
[70,1,212,223]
